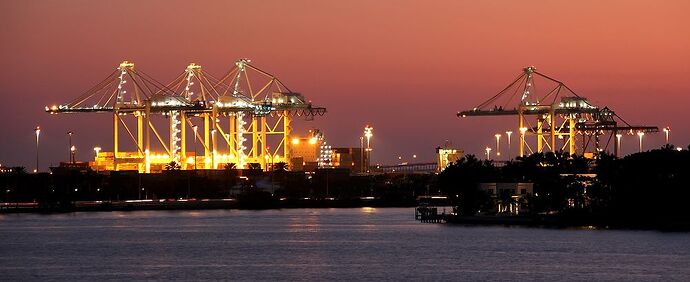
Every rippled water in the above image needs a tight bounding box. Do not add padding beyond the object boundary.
[1,208,689,281]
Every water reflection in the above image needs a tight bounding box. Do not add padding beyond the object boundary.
[0,208,689,281]
[360,207,376,214]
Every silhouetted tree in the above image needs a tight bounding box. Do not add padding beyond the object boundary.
[248,163,262,170]
[438,154,494,215]
[274,162,288,172]
[601,146,690,228]
[165,161,181,171]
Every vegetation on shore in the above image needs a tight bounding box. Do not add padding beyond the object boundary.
[438,144,690,230]
[2,145,689,231]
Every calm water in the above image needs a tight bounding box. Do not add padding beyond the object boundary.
[1,208,689,281]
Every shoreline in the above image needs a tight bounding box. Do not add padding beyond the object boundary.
[3,208,684,233]
[0,198,417,214]
[3,200,689,232]
[444,214,690,232]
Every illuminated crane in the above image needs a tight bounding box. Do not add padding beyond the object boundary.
[46,59,326,172]
[458,67,657,157]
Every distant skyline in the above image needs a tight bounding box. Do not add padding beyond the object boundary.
[1,0,689,169]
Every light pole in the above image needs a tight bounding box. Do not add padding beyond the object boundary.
[360,136,364,173]
[364,125,373,172]
[485,147,492,160]
[364,125,373,148]
[519,127,528,157]
[264,153,275,194]
[211,129,217,169]
[637,131,645,153]
[93,146,101,172]
[145,149,150,173]
[264,146,274,170]
[495,134,502,158]
[663,127,670,144]
[506,131,512,159]
[192,125,198,170]
[70,145,76,163]
[615,134,622,158]
[35,126,40,173]
[68,131,74,163]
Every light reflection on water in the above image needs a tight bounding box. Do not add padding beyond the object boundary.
[1,208,689,281]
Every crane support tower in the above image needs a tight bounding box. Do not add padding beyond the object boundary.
[458,66,657,158]
[46,59,326,172]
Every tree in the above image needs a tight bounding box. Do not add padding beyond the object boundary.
[438,154,495,215]
[497,189,516,213]
[165,161,181,171]
[248,163,262,170]
[274,162,288,172]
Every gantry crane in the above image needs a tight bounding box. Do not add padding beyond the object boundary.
[46,59,326,172]
[458,66,657,157]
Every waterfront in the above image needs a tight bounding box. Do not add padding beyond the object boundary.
[1,208,690,281]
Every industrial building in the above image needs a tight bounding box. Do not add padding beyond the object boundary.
[331,147,369,173]
[436,147,463,172]
[288,129,324,171]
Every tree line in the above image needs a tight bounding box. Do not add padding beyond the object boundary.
[438,145,690,229]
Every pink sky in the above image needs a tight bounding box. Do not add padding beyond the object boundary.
[1,0,689,169]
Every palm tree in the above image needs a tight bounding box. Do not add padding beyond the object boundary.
[497,189,517,214]
[165,161,181,171]
[438,154,496,215]
[274,162,288,172]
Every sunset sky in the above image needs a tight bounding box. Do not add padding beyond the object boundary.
[1,0,689,169]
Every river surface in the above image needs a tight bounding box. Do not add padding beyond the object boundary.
[1,208,689,281]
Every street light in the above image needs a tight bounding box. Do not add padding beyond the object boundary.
[364,125,373,150]
[360,136,364,173]
[615,134,622,158]
[35,126,40,173]
[70,145,76,163]
[494,134,502,158]
[68,131,74,163]
[211,129,217,169]
[637,131,645,152]
[145,149,150,173]
[264,146,274,171]
[505,131,513,159]
[663,127,670,144]
[519,127,528,157]
[364,125,373,173]
[485,147,492,160]
[93,147,101,173]
[192,125,198,170]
